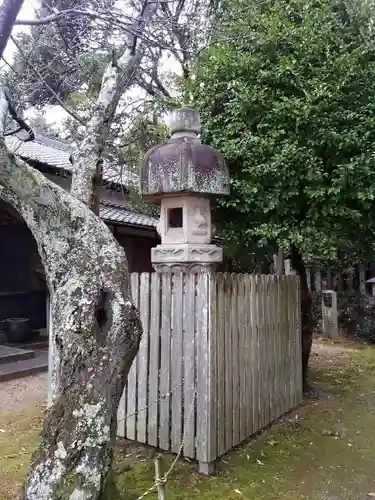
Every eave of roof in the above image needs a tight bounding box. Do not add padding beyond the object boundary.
[4,133,158,231]
[4,133,137,190]
[100,202,157,229]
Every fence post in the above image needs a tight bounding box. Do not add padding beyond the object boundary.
[322,290,339,339]
[154,455,166,500]
[196,273,217,475]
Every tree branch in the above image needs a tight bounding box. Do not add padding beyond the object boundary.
[14,8,128,26]
[10,35,86,125]
[0,0,24,56]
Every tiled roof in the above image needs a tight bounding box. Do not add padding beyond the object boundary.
[100,203,157,228]
[5,134,73,172]
[4,131,158,231]
[4,134,136,187]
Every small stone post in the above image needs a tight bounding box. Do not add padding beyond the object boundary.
[322,290,339,339]
[366,277,375,297]
[273,248,285,275]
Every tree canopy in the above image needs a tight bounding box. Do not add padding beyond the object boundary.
[192,0,375,268]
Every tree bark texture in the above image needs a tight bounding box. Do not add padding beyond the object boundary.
[70,0,157,213]
[290,245,313,393]
[0,0,24,56]
[0,89,142,500]
[70,52,142,214]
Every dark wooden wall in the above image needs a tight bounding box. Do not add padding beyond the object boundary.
[0,221,46,331]
[115,231,158,273]
[0,199,159,338]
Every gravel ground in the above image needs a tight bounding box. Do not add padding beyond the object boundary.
[0,373,47,414]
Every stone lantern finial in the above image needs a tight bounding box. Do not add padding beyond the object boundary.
[139,106,230,273]
[169,106,201,137]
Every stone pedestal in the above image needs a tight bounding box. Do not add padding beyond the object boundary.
[151,243,222,272]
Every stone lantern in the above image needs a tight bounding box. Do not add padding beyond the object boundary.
[140,106,230,272]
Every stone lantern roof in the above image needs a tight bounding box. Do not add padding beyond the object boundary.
[140,106,230,202]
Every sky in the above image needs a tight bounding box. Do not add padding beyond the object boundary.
[2,0,184,135]
[2,0,72,129]
[3,0,39,63]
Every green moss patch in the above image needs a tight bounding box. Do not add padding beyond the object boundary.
[2,343,375,500]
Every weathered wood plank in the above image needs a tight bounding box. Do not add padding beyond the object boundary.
[196,273,216,465]
[252,274,260,433]
[224,273,233,451]
[244,274,252,440]
[148,273,161,448]
[183,272,197,459]
[238,274,247,442]
[231,274,240,446]
[259,275,267,427]
[280,276,288,416]
[171,273,184,453]
[266,276,272,424]
[269,275,276,422]
[137,273,151,444]
[292,277,299,406]
[245,274,254,436]
[159,272,172,451]
[287,279,295,409]
[126,273,140,440]
[295,277,303,402]
[273,275,281,420]
[208,272,218,460]
[216,273,226,457]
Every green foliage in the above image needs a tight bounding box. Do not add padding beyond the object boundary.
[191,0,375,267]
[5,0,115,109]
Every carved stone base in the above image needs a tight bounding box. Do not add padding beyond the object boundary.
[151,243,222,273]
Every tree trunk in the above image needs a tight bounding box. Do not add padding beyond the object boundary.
[290,245,313,393]
[0,94,142,497]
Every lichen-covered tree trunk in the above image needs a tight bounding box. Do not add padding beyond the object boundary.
[0,92,142,499]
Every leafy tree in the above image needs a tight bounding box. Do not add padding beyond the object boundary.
[191,0,375,389]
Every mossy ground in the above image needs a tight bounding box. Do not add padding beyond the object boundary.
[2,341,375,500]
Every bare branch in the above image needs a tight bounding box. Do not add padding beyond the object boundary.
[14,8,126,26]
[0,0,24,56]
[10,35,86,125]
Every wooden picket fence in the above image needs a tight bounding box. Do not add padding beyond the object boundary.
[305,264,368,293]
[117,272,302,472]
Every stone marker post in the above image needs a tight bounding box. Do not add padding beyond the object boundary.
[366,277,375,297]
[322,290,339,339]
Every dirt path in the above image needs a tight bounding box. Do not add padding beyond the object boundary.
[1,341,375,500]
[0,373,47,414]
